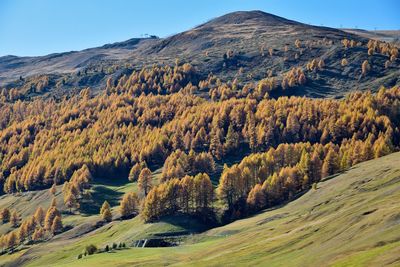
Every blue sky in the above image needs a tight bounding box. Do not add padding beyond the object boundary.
[0,0,399,56]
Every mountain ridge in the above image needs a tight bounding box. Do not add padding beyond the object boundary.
[0,10,399,99]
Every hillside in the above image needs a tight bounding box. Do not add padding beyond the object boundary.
[343,29,400,43]
[1,152,398,266]
[1,11,399,99]
[0,10,400,267]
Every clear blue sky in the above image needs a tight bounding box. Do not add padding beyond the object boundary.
[0,0,399,56]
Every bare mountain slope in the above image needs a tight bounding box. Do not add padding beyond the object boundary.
[1,11,399,98]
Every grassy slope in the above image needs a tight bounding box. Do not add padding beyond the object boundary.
[0,167,210,266]
[27,152,400,267]
[1,152,399,266]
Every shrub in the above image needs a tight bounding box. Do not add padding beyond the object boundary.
[368,48,374,56]
[361,60,371,76]
[312,183,318,190]
[84,244,97,255]
[341,58,348,67]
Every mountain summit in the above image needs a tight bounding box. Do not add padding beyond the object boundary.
[1,10,399,98]
[201,10,299,27]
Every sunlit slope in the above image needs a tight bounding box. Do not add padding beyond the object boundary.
[51,151,400,267]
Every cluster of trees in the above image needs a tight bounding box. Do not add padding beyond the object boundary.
[105,63,198,96]
[342,38,362,49]
[281,67,307,89]
[217,134,393,219]
[61,165,92,213]
[367,40,398,61]
[1,208,20,227]
[0,80,399,194]
[341,38,398,74]
[141,173,213,222]
[0,75,51,102]
[161,150,215,182]
[0,205,63,251]
[306,58,325,72]
[209,66,308,101]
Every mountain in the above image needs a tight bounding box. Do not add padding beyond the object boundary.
[0,37,156,85]
[343,28,400,43]
[0,11,399,267]
[1,11,399,98]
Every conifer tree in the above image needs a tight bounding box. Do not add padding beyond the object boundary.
[322,149,339,178]
[247,184,265,211]
[224,125,239,154]
[7,231,17,249]
[50,197,57,207]
[362,60,371,76]
[34,207,45,226]
[64,192,79,213]
[1,208,11,223]
[119,192,138,218]
[10,211,19,228]
[51,215,63,235]
[128,162,142,182]
[100,201,112,222]
[49,183,57,195]
[210,129,223,160]
[32,227,45,242]
[138,168,152,197]
[44,206,61,231]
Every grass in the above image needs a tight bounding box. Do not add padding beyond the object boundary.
[1,152,400,266]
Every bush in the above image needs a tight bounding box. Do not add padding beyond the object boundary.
[84,244,97,255]
[112,242,118,249]
[77,254,82,259]
[105,245,110,252]
[312,183,318,190]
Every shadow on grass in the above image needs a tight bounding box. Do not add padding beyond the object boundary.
[93,175,128,187]
[80,185,124,215]
[155,214,215,236]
